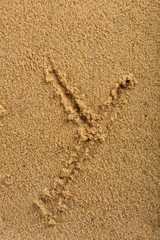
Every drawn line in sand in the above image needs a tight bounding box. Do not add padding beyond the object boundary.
[34,63,137,226]
[45,64,98,126]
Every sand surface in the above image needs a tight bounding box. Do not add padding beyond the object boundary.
[0,1,160,239]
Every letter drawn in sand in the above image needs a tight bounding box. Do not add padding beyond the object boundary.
[34,62,137,226]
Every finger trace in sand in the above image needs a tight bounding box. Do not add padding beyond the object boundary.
[105,73,137,106]
[102,73,137,122]
[45,63,105,143]
[34,67,137,226]
[45,65,98,127]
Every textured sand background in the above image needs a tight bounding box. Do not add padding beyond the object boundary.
[0,0,160,239]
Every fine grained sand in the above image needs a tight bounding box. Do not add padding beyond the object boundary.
[0,1,159,239]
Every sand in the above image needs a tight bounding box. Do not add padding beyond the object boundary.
[0,0,160,239]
